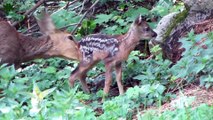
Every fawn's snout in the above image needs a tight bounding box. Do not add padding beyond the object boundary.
[139,27,157,40]
[152,31,157,38]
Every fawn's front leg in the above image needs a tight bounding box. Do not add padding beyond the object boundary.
[79,72,90,93]
[69,62,92,93]
[115,62,124,95]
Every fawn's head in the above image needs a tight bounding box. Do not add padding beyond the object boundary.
[131,15,157,40]
[37,13,79,60]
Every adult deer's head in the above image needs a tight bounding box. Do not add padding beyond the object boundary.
[37,13,79,60]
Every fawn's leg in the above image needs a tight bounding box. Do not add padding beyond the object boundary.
[115,62,124,95]
[79,71,90,93]
[103,62,113,95]
[69,66,80,88]
[69,61,95,93]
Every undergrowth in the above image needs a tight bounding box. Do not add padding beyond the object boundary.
[0,31,212,119]
[0,0,213,119]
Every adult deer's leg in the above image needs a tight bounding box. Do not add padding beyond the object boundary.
[115,62,124,95]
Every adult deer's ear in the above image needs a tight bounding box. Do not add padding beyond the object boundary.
[134,14,143,25]
[37,11,56,35]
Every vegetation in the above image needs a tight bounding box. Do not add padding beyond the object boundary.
[0,0,212,119]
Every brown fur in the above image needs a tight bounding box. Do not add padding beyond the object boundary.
[69,15,157,95]
[0,14,79,67]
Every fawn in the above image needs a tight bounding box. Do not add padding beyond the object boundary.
[69,15,157,95]
[0,14,79,67]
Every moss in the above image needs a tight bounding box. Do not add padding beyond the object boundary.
[163,9,189,41]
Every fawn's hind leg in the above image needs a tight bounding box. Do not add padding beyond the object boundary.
[115,62,124,95]
[103,62,113,95]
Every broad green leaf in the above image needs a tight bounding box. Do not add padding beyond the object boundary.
[14,77,29,84]
[0,65,17,80]
[125,8,149,21]
[133,75,147,81]
[155,84,165,94]
[191,63,205,74]
[103,25,118,34]
[116,19,127,26]
[42,66,57,74]
[95,14,114,24]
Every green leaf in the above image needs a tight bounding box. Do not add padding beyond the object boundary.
[103,25,118,34]
[14,77,29,84]
[188,29,195,41]
[194,33,206,42]
[200,75,213,89]
[133,75,146,81]
[155,84,165,94]
[191,63,205,74]
[125,8,149,21]
[42,66,57,74]
[0,65,17,80]
[39,87,56,100]
[95,14,114,24]
[116,18,127,26]
[150,45,162,53]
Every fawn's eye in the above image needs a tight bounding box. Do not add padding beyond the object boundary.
[144,27,149,31]
[68,35,73,40]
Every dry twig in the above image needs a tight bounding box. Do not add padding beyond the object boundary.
[23,24,37,34]
[78,0,87,15]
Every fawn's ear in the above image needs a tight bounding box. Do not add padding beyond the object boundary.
[0,17,4,22]
[37,12,56,35]
[134,14,144,25]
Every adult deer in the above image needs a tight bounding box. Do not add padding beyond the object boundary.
[0,14,79,67]
[69,15,157,95]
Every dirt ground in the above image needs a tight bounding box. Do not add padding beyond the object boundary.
[139,85,213,115]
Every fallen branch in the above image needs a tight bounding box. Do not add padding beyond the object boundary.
[71,0,99,35]
[91,72,105,79]
[146,55,154,60]
[12,0,45,27]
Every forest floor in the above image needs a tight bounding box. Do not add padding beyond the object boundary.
[137,85,213,116]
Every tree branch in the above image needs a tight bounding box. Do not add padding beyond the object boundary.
[78,0,87,15]
[65,0,79,9]
[71,0,99,35]
[12,0,45,27]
